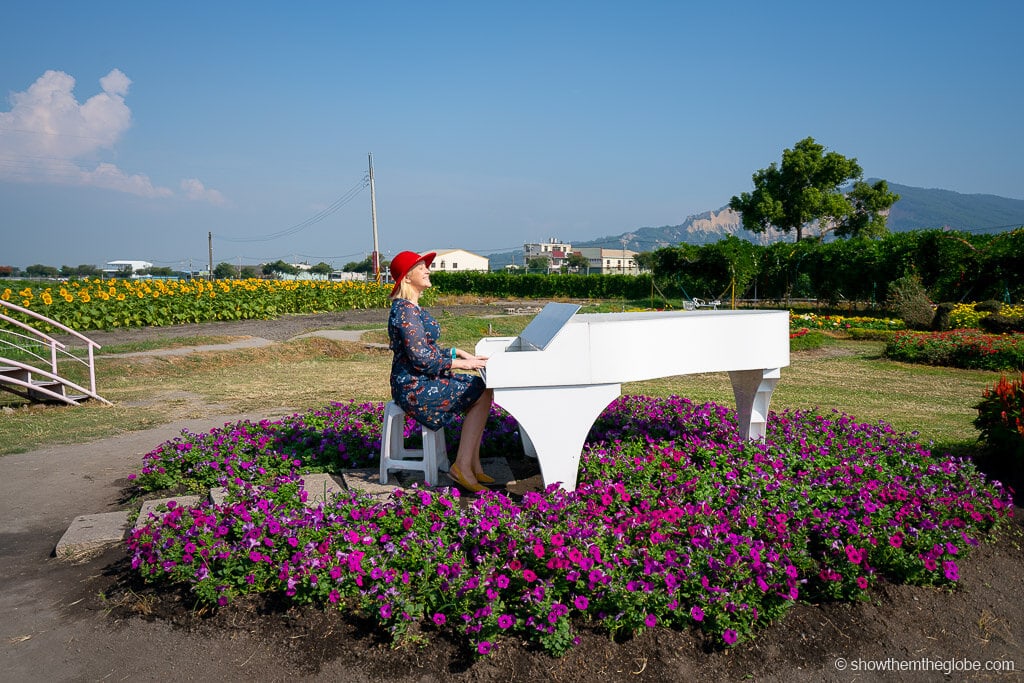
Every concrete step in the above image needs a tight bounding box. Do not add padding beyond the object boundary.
[51,459,516,562]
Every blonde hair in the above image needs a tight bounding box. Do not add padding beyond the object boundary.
[390,277,419,301]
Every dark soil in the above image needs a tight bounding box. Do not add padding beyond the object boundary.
[6,306,1024,682]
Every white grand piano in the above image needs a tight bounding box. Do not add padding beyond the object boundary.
[475,303,789,492]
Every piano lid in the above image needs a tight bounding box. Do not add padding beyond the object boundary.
[510,302,581,351]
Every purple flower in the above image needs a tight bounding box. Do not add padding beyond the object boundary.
[644,614,657,628]
[573,595,589,610]
[943,561,959,581]
[477,641,492,655]
[498,614,515,629]
[691,606,704,622]
[723,629,738,645]
[432,613,446,626]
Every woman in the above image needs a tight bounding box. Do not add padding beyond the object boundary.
[387,250,494,492]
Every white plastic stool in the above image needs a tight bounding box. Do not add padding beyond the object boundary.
[379,401,448,486]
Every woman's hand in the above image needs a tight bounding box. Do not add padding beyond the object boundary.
[452,348,488,371]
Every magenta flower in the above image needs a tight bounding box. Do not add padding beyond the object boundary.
[644,614,657,628]
[477,641,492,655]
[498,614,515,629]
[943,561,959,581]
[432,613,446,626]
[723,629,738,645]
[574,595,589,610]
[691,606,704,622]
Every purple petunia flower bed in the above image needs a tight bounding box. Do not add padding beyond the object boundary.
[126,396,1014,657]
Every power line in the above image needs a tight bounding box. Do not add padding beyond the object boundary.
[215,175,369,243]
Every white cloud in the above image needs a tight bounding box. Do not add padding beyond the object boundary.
[181,177,227,206]
[0,69,226,204]
[84,162,173,198]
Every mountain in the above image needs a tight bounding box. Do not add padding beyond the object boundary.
[486,184,1024,268]
[883,182,1024,233]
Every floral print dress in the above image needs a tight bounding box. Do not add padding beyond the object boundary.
[388,298,486,430]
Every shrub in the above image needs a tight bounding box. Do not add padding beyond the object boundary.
[886,274,933,330]
[884,330,1024,371]
[974,374,1024,476]
[932,302,956,331]
[979,314,1024,335]
[975,300,1004,314]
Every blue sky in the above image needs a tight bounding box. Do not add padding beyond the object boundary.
[1,1,1021,271]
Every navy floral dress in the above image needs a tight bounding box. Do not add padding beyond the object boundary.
[388,298,486,431]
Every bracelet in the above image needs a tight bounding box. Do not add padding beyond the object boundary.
[450,347,457,361]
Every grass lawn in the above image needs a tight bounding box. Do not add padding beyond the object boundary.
[0,313,1004,457]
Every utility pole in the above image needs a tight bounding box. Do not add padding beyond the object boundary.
[368,153,381,284]
[208,231,213,281]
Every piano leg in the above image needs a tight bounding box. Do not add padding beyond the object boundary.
[728,368,781,441]
[492,384,621,492]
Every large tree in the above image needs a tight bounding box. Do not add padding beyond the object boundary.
[729,137,899,241]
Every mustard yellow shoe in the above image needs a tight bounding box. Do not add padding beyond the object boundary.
[449,464,485,493]
[473,470,495,484]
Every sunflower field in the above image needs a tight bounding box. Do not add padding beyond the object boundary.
[2,278,398,331]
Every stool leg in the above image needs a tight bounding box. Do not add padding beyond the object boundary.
[422,427,437,487]
[380,403,404,484]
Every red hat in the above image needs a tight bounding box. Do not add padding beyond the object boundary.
[389,250,436,298]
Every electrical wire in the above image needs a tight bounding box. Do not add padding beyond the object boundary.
[216,175,369,243]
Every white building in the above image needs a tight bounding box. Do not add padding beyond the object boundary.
[523,238,574,272]
[104,260,153,276]
[575,247,639,275]
[430,249,489,273]
[524,238,572,259]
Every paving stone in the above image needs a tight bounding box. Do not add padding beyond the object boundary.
[300,473,346,506]
[479,456,514,485]
[343,468,399,498]
[134,495,201,530]
[55,511,130,562]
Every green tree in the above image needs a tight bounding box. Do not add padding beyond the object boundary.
[262,260,299,277]
[343,257,373,273]
[729,137,899,241]
[566,253,589,273]
[59,264,103,278]
[213,262,237,279]
[526,255,550,273]
[310,261,333,276]
[25,264,59,278]
[632,251,656,272]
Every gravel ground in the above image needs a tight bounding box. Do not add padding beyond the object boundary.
[69,303,520,347]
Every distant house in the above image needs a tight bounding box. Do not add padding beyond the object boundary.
[104,260,153,277]
[430,249,489,273]
[575,247,639,275]
[524,238,573,272]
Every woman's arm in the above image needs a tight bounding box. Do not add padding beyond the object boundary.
[391,301,450,376]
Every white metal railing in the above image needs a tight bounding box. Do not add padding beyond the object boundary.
[0,298,110,405]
